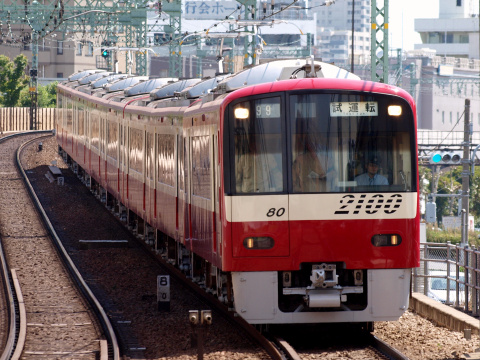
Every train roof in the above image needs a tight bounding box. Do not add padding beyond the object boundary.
[215,59,359,93]
[61,58,413,112]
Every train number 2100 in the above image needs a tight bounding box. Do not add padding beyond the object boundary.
[335,194,403,215]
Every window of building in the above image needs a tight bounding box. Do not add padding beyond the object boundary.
[57,73,63,79]
[459,34,469,43]
[442,111,445,124]
[86,42,93,56]
[456,0,461,6]
[76,43,82,56]
[57,40,63,55]
[450,112,452,124]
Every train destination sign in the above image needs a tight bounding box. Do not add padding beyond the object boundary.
[329,101,378,117]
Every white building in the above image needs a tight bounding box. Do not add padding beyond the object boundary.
[313,0,371,66]
[415,0,480,59]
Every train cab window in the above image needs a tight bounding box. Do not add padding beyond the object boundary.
[290,93,416,193]
[226,92,416,195]
[231,97,284,194]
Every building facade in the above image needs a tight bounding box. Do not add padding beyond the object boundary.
[313,0,371,67]
[415,0,479,59]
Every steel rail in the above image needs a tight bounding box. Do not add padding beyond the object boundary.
[0,131,53,360]
[137,242,284,360]
[369,333,410,360]
[0,234,17,360]
[15,133,120,360]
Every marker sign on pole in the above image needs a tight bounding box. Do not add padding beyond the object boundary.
[157,275,170,312]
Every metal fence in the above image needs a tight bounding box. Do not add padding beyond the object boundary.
[0,107,56,132]
[412,242,480,315]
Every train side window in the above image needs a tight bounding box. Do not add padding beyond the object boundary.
[157,134,175,187]
[192,135,211,199]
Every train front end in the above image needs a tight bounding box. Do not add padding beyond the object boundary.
[222,79,420,324]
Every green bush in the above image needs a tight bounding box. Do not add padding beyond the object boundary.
[426,227,479,246]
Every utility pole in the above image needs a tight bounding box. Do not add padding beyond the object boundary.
[243,0,258,67]
[162,0,182,77]
[370,0,389,83]
[461,99,471,245]
[351,0,354,73]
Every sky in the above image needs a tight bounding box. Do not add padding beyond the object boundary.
[388,0,439,51]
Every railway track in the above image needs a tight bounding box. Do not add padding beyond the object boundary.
[0,132,119,360]
[268,326,411,360]
[21,134,275,359]
[8,132,413,360]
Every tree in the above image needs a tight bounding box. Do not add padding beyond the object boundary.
[469,166,480,227]
[17,82,57,108]
[0,54,29,107]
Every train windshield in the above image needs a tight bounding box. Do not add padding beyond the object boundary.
[228,91,416,194]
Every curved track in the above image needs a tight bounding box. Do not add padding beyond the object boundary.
[0,132,119,360]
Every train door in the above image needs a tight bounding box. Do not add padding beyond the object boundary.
[184,129,192,249]
[118,120,123,197]
[213,130,221,257]
[121,118,129,206]
[66,97,73,152]
[145,126,155,226]
[188,125,217,261]
[100,115,106,186]
[72,101,77,157]
[176,130,186,244]
[229,96,290,258]
[78,103,85,164]
[85,104,90,171]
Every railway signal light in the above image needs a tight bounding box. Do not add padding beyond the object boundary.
[429,151,462,165]
[101,49,109,58]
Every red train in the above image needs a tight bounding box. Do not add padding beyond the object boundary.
[57,59,420,326]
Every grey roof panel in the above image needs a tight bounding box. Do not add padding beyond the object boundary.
[150,78,201,100]
[124,78,177,96]
[91,74,129,89]
[78,72,113,85]
[104,76,148,92]
[67,69,105,82]
[181,75,229,98]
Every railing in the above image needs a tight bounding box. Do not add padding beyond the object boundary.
[431,56,480,71]
[0,107,56,132]
[417,130,480,147]
[412,241,480,315]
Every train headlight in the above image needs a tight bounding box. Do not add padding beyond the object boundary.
[388,105,402,116]
[371,234,402,247]
[243,237,274,250]
[234,107,249,119]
